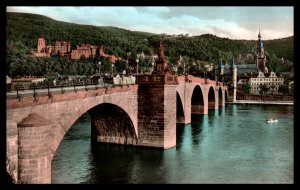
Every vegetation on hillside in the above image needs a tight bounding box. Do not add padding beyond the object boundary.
[6,12,294,78]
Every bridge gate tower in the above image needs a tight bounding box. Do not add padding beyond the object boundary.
[137,41,178,149]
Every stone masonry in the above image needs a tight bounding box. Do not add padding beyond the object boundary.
[7,85,138,183]
[6,79,227,183]
[90,103,138,145]
[7,40,228,183]
[17,113,53,183]
[176,77,227,124]
[137,83,177,149]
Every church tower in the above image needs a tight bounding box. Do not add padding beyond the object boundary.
[256,29,267,73]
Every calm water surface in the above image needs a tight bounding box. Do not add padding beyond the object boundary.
[52,104,294,184]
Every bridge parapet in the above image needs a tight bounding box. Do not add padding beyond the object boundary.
[137,74,178,85]
[7,84,138,109]
[177,75,226,87]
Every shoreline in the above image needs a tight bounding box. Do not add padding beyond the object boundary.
[227,100,294,105]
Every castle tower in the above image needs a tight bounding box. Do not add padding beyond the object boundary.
[37,37,46,53]
[256,29,267,72]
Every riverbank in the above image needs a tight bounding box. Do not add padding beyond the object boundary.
[227,100,294,105]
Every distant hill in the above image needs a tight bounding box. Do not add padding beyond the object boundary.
[264,36,294,62]
[6,12,293,77]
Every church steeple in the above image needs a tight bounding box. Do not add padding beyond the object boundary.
[256,28,267,73]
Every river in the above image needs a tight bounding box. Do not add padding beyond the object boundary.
[52,104,293,184]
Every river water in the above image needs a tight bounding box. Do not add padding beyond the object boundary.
[51,104,294,184]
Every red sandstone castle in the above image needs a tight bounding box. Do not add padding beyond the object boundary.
[32,37,117,63]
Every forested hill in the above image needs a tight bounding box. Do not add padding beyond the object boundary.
[7,12,293,69]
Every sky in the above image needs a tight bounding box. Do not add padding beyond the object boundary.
[6,6,293,40]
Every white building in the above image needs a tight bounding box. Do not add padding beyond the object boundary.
[249,71,284,95]
[289,81,294,95]
[11,77,46,90]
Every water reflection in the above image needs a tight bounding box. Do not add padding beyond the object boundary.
[52,104,293,184]
[176,123,185,149]
[218,106,225,116]
[85,144,165,184]
[191,115,204,146]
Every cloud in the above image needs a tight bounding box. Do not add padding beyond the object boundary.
[6,6,293,40]
[136,7,170,14]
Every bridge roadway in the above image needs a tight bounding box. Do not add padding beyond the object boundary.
[6,75,227,184]
[6,83,113,97]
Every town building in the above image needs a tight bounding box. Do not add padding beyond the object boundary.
[220,64,257,75]
[288,81,294,95]
[6,75,12,91]
[218,29,287,96]
[99,46,117,63]
[11,77,45,90]
[249,71,284,95]
[32,37,71,57]
[32,37,120,63]
[54,40,71,56]
[71,44,98,59]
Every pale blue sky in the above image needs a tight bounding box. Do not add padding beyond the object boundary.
[7,6,293,40]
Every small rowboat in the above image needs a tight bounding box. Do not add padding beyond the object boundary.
[266,118,278,123]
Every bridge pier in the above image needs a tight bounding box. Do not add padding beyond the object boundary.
[177,83,230,124]
[137,75,177,149]
[221,88,226,106]
[191,105,205,114]
[6,121,18,183]
[17,113,53,184]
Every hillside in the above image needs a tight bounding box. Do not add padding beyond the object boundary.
[6,12,293,77]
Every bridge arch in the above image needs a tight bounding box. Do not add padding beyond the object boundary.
[176,92,185,123]
[89,103,137,145]
[191,85,205,114]
[225,89,228,102]
[49,102,137,183]
[50,97,137,161]
[208,86,216,109]
[218,87,223,106]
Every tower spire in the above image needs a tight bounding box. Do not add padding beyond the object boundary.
[258,27,261,39]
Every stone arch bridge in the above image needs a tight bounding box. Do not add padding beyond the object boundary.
[6,75,227,183]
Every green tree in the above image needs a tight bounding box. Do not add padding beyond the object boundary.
[243,83,251,93]
[278,84,289,95]
[114,59,127,74]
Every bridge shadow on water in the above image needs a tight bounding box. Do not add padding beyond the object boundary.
[176,107,226,149]
[53,108,225,183]
[176,114,208,149]
[51,104,293,184]
[84,143,166,184]
[190,115,204,146]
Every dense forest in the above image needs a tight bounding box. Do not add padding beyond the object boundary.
[6,12,294,78]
